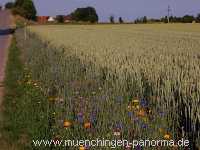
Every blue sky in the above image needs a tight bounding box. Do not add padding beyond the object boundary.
[1,0,200,22]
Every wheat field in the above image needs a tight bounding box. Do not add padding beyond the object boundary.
[17,24,200,149]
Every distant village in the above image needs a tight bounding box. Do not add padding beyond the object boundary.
[37,15,72,24]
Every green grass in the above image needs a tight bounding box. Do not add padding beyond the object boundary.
[2,38,50,149]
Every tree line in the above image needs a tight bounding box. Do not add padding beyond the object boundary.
[110,14,200,24]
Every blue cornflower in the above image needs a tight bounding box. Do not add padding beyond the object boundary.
[116,122,123,130]
[77,113,84,123]
[135,145,142,150]
[140,98,148,107]
[133,117,139,123]
[141,123,148,129]
[159,111,165,117]
[90,113,97,123]
[128,111,133,117]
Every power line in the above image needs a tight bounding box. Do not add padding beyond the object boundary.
[167,5,172,23]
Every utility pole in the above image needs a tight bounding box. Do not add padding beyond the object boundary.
[167,5,172,23]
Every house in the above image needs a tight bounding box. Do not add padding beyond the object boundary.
[37,16,49,24]
[48,16,55,22]
[192,20,196,24]
[64,15,72,23]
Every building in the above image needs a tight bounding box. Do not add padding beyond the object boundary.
[37,16,49,24]
[48,16,55,22]
[64,15,72,23]
[37,15,72,24]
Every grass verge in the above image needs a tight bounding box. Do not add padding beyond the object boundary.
[2,37,50,149]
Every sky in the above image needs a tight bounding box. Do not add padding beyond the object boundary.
[1,0,200,22]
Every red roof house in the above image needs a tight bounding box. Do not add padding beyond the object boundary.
[37,16,49,24]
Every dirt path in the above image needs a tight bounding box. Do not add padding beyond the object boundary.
[0,10,15,150]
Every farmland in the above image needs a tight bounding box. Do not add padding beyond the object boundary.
[14,24,200,149]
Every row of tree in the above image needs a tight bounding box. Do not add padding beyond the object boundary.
[110,14,200,24]
[162,15,199,23]
[109,16,124,23]
[5,0,37,20]
[134,14,200,24]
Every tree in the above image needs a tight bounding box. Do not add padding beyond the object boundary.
[134,18,140,24]
[182,15,195,23]
[15,0,25,7]
[22,0,37,20]
[134,17,148,24]
[161,16,168,23]
[14,0,37,20]
[71,7,98,23]
[119,17,124,23]
[110,15,114,23]
[56,15,64,23]
[170,16,175,22]
[142,16,147,23]
[196,14,200,23]
[5,2,15,9]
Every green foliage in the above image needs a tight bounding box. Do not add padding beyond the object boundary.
[119,17,123,23]
[142,16,147,23]
[160,15,196,23]
[110,15,114,23]
[21,0,37,20]
[5,2,15,9]
[134,16,148,24]
[141,14,198,24]
[15,19,26,28]
[13,0,37,20]
[56,15,64,23]
[3,37,50,149]
[182,15,195,23]
[196,14,200,23]
[161,16,168,23]
[71,7,98,23]
[12,7,25,16]
[15,0,25,7]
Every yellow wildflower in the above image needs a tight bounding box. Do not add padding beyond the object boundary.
[79,145,85,150]
[164,134,171,140]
